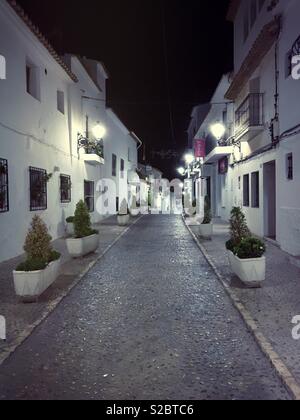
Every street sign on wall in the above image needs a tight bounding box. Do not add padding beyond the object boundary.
[218,157,229,174]
[194,139,206,158]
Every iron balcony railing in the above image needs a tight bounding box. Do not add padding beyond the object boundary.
[235,93,264,136]
[85,141,104,159]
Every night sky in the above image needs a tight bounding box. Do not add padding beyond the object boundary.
[18,0,233,179]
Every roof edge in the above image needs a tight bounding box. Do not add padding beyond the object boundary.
[7,0,78,82]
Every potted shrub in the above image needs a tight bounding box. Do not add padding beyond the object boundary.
[66,216,75,236]
[13,216,61,302]
[66,200,99,258]
[130,195,139,217]
[199,196,213,239]
[226,207,266,287]
[184,193,196,218]
[118,199,130,226]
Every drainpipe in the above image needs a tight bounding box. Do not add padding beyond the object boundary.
[270,17,282,144]
[130,131,143,151]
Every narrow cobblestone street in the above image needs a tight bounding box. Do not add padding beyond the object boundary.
[0,216,290,400]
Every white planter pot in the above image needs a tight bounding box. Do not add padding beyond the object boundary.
[198,223,213,238]
[66,222,74,236]
[13,258,61,302]
[228,251,266,287]
[186,216,201,226]
[130,208,140,217]
[118,214,130,226]
[66,234,99,258]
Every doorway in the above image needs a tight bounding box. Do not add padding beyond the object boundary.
[263,161,276,240]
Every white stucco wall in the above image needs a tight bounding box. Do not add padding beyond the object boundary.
[0,1,138,262]
[276,0,300,255]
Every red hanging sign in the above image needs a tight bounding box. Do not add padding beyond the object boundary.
[194,139,206,158]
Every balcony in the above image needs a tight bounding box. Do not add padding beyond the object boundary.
[82,142,105,166]
[204,146,233,165]
[235,93,264,142]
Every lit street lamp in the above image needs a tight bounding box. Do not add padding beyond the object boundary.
[177,167,186,176]
[92,123,106,140]
[210,122,226,141]
[185,153,195,165]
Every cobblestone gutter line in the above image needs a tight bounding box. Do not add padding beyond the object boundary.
[183,217,300,401]
[0,216,143,369]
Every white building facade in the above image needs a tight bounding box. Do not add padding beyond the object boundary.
[0,0,139,263]
[200,0,300,256]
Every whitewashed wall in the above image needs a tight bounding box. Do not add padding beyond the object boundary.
[276,0,300,255]
[0,1,138,262]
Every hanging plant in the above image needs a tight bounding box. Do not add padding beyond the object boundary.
[44,173,53,183]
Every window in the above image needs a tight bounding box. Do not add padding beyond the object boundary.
[128,147,132,162]
[0,158,9,213]
[26,60,40,100]
[60,175,71,203]
[57,90,65,114]
[243,174,250,207]
[29,167,47,211]
[120,159,125,179]
[84,180,94,212]
[251,172,260,208]
[287,153,293,180]
[112,154,117,177]
[250,0,257,28]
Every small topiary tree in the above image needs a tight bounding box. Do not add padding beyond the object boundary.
[202,196,212,225]
[226,207,251,251]
[16,215,60,271]
[184,192,195,217]
[119,198,128,216]
[74,200,92,238]
[24,215,52,262]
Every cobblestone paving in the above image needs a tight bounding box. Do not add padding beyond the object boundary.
[191,219,300,390]
[0,216,132,358]
[0,216,290,400]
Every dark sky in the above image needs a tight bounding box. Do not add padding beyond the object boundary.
[18,0,233,179]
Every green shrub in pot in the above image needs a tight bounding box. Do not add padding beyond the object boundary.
[16,216,60,272]
[234,237,266,259]
[73,200,98,239]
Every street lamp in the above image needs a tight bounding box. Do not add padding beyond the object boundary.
[177,167,186,176]
[210,122,226,141]
[92,123,106,140]
[185,153,195,165]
